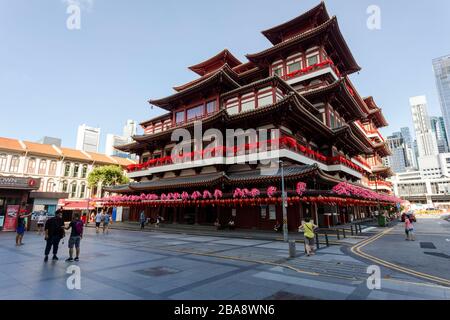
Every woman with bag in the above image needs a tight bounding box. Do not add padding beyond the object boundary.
[298,218,318,256]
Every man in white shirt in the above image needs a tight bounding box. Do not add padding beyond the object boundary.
[95,211,104,234]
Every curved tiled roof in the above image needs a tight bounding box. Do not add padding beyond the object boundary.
[261,1,330,45]
[150,66,241,109]
[247,17,361,76]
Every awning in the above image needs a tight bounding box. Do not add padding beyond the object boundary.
[61,201,95,211]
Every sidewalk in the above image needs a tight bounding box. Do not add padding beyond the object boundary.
[85,220,373,245]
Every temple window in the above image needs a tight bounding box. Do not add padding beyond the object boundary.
[258,91,273,108]
[226,98,239,115]
[206,100,216,114]
[307,54,319,67]
[272,65,284,77]
[175,111,184,124]
[241,94,256,112]
[287,60,302,74]
[187,105,204,120]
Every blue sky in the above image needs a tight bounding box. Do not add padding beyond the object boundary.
[1,0,449,151]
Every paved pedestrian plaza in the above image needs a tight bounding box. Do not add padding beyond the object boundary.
[0,217,449,300]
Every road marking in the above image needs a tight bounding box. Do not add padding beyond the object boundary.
[351,229,450,287]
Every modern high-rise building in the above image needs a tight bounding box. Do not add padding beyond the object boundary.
[385,135,407,173]
[38,136,62,147]
[400,127,413,148]
[105,120,138,159]
[76,124,101,153]
[433,54,450,150]
[430,116,449,153]
[123,120,137,142]
[410,96,439,158]
[105,134,129,158]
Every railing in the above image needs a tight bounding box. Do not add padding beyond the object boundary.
[368,181,393,188]
[144,112,218,135]
[282,60,341,82]
[127,136,366,175]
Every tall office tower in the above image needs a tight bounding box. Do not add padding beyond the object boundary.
[105,134,129,157]
[385,135,407,173]
[430,116,449,153]
[38,136,62,147]
[123,120,137,142]
[410,96,439,157]
[433,55,450,150]
[400,127,413,147]
[76,124,101,153]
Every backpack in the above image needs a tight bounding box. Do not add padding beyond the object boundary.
[75,220,84,235]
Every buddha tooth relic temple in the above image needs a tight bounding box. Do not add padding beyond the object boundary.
[104,2,400,230]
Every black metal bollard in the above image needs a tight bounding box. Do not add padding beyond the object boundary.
[325,232,329,247]
[315,232,320,250]
[336,229,340,240]
[359,224,363,233]
[343,228,346,238]
[350,225,354,236]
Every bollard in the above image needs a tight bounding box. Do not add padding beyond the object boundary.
[315,233,320,250]
[359,224,363,233]
[343,228,346,238]
[325,232,329,247]
[289,240,296,258]
[350,225,354,236]
[336,229,340,240]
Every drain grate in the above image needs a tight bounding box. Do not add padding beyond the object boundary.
[135,266,181,277]
[420,242,436,249]
[424,252,450,259]
[264,291,321,300]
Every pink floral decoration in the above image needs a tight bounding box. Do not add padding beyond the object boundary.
[213,189,223,199]
[296,182,307,196]
[181,192,190,201]
[203,190,212,199]
[250,188,260,198]
[191,191,202,200]
[267,186,277,197]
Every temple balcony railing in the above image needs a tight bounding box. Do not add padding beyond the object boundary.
[354,121,385,143]
[368,180,393,192]
[143,112,219,136]
[282,60,341,86]
[126,137,365,180]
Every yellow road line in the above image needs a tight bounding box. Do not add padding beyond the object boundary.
[351,229,450,287]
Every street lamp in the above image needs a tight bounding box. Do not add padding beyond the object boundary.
[371,174,381,213]
[278,160,288,242]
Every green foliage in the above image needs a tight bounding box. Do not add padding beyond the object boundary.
[87,165,129,188]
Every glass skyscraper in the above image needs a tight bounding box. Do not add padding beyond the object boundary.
[433,55,450,150]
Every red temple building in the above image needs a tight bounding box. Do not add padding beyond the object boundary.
[106,2,398,230]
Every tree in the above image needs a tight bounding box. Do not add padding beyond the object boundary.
[87,165,129,189]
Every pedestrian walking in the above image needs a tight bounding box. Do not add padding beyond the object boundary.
[95,210,104,234]
[405,215,415,241]
[299,218,318,256]
[44,209,65,262]
[65,213,83,262]
[103,211,111,234]
[16,209,32,246]
[36,213,47,236]
[139,211,146,230]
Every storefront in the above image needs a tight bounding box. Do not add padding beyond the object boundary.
[30,191,69,216]
[0,176,40,231]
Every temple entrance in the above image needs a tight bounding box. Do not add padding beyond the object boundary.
[183,207,196,225]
